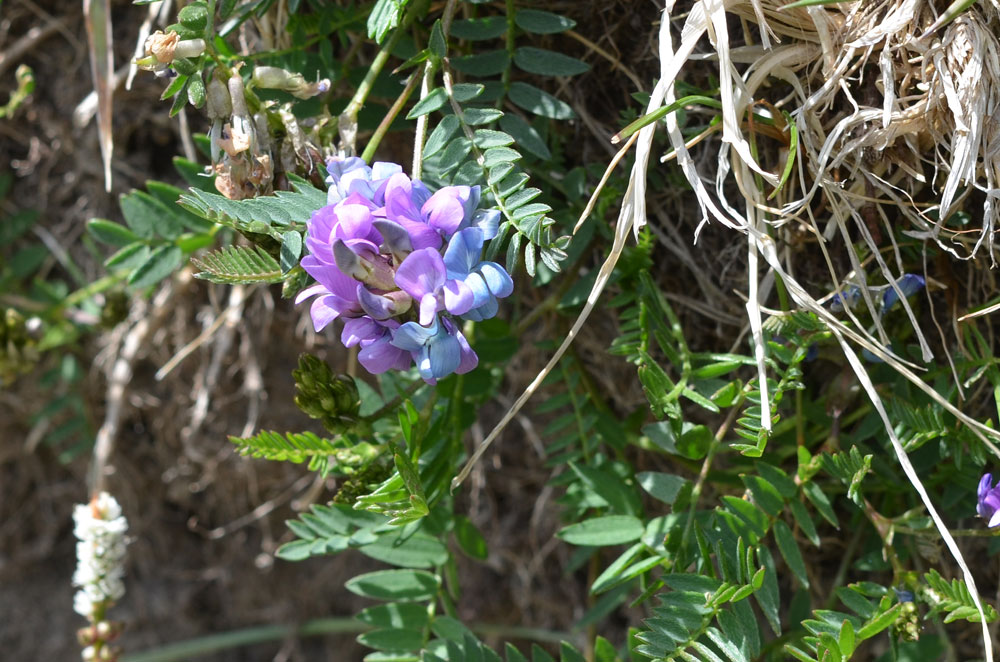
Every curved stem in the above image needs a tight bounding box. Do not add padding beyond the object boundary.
[679,390,746,555]
[362,71,420,163]
[361,379,425,424]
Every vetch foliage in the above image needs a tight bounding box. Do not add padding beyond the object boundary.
[54,0,1000,660]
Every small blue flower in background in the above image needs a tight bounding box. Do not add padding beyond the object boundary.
[977,473,1000,528]
[881,274,925,313]
[829,286,862,313]
[829,273,927,362]
[829,274,925,315]
[296,158,513,383]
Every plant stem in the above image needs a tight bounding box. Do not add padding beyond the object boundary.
[60,273,124,310]
[500,0,516,104]
[361,379,425,424]
[362,71,419,163]
[338,4,419,153]
[411,59,437,179]
[679,390,746,554]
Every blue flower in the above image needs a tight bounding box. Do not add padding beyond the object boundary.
[443,227,513,322]
[296,158,506,380]
[829,274,925,315]
[390,316,478,382]
[394,248,476,325]
[978,473,1000,528]
[882,274,925,312]
[325,157,401,206]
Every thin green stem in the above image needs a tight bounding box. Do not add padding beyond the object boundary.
[500,0,516,105]
[338,4,419,153]
[679,390,747,555]
[60,273,124,310]
[362,71,420,163]
[361,380,425,424]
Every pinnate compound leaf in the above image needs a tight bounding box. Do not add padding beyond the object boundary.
[408,88,449,119]
[424,115,461,158]
[924,568,999,623]
[360,532,449,569]
[191,245,284,284]
[636,472,688,505]
[358,627,424,652]
[87,219,139,247]
[368,0,412,44]
[454,515,489,560]
[773,520,810,588]
[279,230,302,273]
[357,602,431,629]
[178,177,325,234]
[452,50,510,77]
[451,16,508,40]
[499,113,551,160]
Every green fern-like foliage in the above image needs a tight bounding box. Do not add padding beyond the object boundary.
[785,584,907,662]
[190,244,283,284]
[411,4,587,277]
[178,174,325,238]
[820,446,872,507]
[889,398,949,452]
[731,317,813,457]
[922,569,999,623]
[610,268,751,423]
[634,539,766,662]
[228,430,380,475]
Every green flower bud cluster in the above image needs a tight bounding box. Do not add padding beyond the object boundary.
[333,460,393,505]
[1,308,39,385]
[292,354,361,433]
[893,590,921,642]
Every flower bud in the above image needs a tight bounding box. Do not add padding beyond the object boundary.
[77,626,97,647]
[252,66,330,99]
[292,355,361,432]
[206,76,231,120]
[174,39,206,60]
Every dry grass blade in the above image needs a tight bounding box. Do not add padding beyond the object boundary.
[452,130,641,491]
[454,4,683,490]
[84,0,114,192]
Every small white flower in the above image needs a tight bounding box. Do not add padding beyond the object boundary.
[72,492,128,619]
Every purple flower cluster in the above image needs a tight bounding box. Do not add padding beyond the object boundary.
[977,473,1000,528]
[297,157,513,383]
